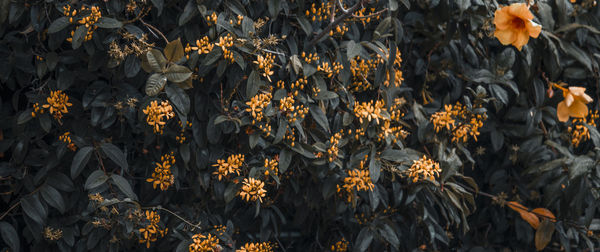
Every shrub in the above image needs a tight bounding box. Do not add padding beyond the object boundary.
[0,0,599,251]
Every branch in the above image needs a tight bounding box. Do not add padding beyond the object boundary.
[352,8,388,19]
[309,0,364,45]
[0,201,20,220]
[143,205,202,231]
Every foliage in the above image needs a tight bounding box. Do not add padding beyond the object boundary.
[0,0,599,251]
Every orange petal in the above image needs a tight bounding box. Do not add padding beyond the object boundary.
[494,8,513,30]
[508,3,533,21]
[513,30,530,51]
[568,100,589,118]
[532,208,556,222]
[557,101,569,122]
[526,21,542,38]
[564,93,574,107]
[495,29,516,45]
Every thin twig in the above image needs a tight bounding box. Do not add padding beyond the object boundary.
[140,19,168,44]
[0,202,21,220]
[144,205,202,230]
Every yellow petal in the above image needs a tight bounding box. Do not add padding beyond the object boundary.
[513,30,530,51]
[508,3,533,21]
[526,21,542,38]
[557,101,569,122]
[568,100,589,118]
[494,29,516,45]
[493,8,512,30]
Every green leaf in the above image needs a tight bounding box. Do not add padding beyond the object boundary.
[0,222,19,252]
[165,64,193,82]
[569,155,594,179]
[295,16,312,35]
[111,174,138,200]
[95,17,122,29]
[40,185,66,214]
[242,16,255,35]
[302,63,317,77]
[535,220,555,251]
[85,170,109,190]
[346,40,362,60]
[145,73,167,96]
[71,146,94,179]
[246,70,263,98]
[151,0,164,15]
[378,223,399,249]
[309,104,330,133]
[165,85,191,115]
[164,38,185,63]
[100,143,128,171]
[178,0,198,26]
[71,25,88,49]
[20,194,46,225]
[17,110,32,124]
[146,49,167,72]
[279,149,292,174]
[124,55,141,78]
[354,227,373,252]
[585,123,600,147]
[369,147,381,183]
[48,17,69,33]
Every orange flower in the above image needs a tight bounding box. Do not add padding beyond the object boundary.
[557,86,593,122]
[493,3,541,51]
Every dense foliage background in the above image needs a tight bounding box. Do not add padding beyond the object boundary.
[0,0,600,251]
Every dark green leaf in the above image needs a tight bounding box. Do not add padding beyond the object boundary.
[84,170,109,190]
[71,146,94,179]
[48,17,69,33]
[165,64,193,82]
[20,194,46,225]
[111,174,138,200]
[309,104,330,133]
[145,73,167,96]
[95,17,122,29]
[100,143,128,171]
[0,222,19,252]
[71,25,88,49]
[178,0,198,26]
[40,185,66,213]
[165,85,191,115]
[354,227,373,252]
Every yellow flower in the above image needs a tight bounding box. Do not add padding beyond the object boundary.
[236,242,274,252]
[143,100,175,134]
[146,152,176,190]
[189,233,219,252]
[557,86,593,122]
[212,154,244,180]
[42,90,72,121]
[407,156,441,183]
[342,169,374,193]
[493,3,542,51]
[239,177,267,203]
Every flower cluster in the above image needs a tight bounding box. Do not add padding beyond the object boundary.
[138,210,167,249]
[254,53,275,81]
[378,121,408,144]
[407,156,441,183]
[108,32,154,64]
[59,132,77,151]
[353,100,386,124]
[327,132,343,162]
[318,61,343,78]
[146,152,176,191]
[279,95,309,124]
[236,242,274,252]
[176,121,193,144]
[63,5,102,42]
[353,7,382,26]
[331,238,348,252]
[305,2,332,22]
[239,177,267,203]
[383,49,404,88]
[185,36,214,58]
[216,33,235,63]
[329,24,349,37]
[205,12,217,26]
[212,154,245,181]
[43,90,73,122]
[43,227,63,241]
[569,110,598,147]
[301,51,319,64]
[246,92,272,124]
[31,102,44,117]
[264,157,278,176]
[143,100,175,134]
[189,233,220,252]
[340,169,375,196]
[349,56,381,92]
[430,102,487,143]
